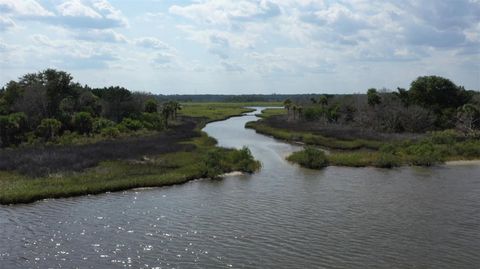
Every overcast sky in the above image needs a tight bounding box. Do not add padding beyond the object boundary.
[1,0,479,94]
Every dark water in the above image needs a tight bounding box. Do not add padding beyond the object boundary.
[1,108,480,268]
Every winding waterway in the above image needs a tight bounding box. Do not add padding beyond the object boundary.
[1,108,480,268]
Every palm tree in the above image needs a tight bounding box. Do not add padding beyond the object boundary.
[292,104,297,120]
[319,95,328,107]
[283,99,292,119]
[297,105,303,120]
[161,103,173,127]
[168,101,181,120]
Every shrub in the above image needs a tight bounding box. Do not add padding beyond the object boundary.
[36,118,62,141]
[374,153,400,168]
[428,129,460,144]
[139,112,164,131]
[119,118,143,132]
[144,99,158,113]
[230,146,259,173]
[92,117,116,134]
[405,142,443,166]
[287,146,328,169]
[72,112,93,134]
[201,149,224,178]
[100,126,121,138]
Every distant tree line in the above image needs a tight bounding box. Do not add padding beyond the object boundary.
[284,76,480,134]
[0,69,181,147]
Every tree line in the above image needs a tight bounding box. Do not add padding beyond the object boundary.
[0,69,181,147]
[283,76,480,134]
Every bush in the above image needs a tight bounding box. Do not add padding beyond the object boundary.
[72,112,93,134]
[144,99,158,113]
[287,146,328,169]
[92,117,116,134]
[100,126,121,138]
[374,153,400,168]
[36,118,62,141]
[201,149,224,178]
[139,112,164,131]
[428,129,460,144]
[405,142,443,166]
[230,146,259,173]
[119,118,143,132]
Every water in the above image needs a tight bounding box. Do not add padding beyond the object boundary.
[1,108,480,268]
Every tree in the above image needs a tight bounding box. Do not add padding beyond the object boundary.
[283,99,292,119]
[36,118,62,141]
[409,76,470,111]
[161,104,173,127]
[292,104,298,120]
[12,83,48,128]
[456,103,480,134]
[318,95,328,107]
[367,88,381,106]
[72,112,93,134]
[0,112,27,147]
[144,99,158,113]
[167,100,181,119]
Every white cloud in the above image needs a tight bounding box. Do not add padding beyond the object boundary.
[0,0,53,17]
[75,29,127,43]
[57,0,101,18]
[0,16,15,31]
[135,37,171,50]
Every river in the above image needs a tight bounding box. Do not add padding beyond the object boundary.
[1,108,480,268]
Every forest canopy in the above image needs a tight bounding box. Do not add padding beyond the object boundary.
[0,69,181,147]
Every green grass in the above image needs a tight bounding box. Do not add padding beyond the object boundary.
[0,104,263,205]
[256,108,286,118]
[180,103,255,122]
[246,121,382,150]
[0,140,261,205]
[249,109,480,170]
[287,131,480,169]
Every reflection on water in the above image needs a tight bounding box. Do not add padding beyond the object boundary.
[1,108,480,268]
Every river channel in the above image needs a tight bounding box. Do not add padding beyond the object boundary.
[1,108,479,268]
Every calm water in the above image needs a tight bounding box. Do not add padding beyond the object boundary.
[1,108,480,268]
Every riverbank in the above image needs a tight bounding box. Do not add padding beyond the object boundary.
[0,103,263,205]
[248,108,480,169]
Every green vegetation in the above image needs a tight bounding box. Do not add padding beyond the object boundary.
[246,120,381,150]
[0,70,267,205]
[287,147,328,169]
[287,130,480,169]
[248,76,480,170]
[180,102,256,123]
[0,143,260,205]
[0,69,183,148]
[256,108,286,118]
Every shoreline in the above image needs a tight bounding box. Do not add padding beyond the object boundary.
[444,160,480,166]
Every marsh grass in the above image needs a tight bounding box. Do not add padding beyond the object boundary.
[0,145,260,205]
[0,102,265,205]
[246,121,382,150]
[251,110,480,169]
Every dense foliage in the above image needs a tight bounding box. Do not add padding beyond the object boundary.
[284,76,479,134]
[0,69,181,147]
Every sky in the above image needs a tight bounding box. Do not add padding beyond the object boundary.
[0,0,479,94]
